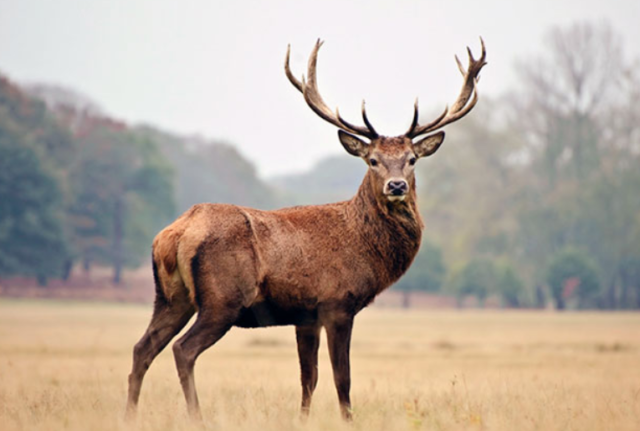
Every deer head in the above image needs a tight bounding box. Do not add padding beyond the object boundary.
[285,39,487,203]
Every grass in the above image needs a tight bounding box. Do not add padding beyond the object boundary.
[1,299,639,430]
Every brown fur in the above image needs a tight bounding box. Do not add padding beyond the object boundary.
[125,136,430,421]
[126,38,486,421]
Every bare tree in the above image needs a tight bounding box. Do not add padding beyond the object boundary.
[512,21,624,184]
[511,21,640,309]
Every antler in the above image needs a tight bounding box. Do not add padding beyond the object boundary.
[405,38,487,138]
[285,39,379,139]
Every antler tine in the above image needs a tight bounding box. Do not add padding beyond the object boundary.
[405,98,420,137]
[467,46,475,63]
[405,103,448,137]
[300,40,341,127]
[336,101,379,139]
[335,108,366,137]
[406,38,487,139]
[443,83,479,125]
[285,40,378,139]
[455,55,465,76]
[284,44,304,93]
[361,101,378,138]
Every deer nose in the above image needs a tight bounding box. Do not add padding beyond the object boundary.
[387,180,408,195]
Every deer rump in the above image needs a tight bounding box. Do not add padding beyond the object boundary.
[153,202,410,329]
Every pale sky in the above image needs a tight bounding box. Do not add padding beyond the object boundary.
[1,0,639,177]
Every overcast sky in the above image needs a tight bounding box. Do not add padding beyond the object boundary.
[1,0,639,177]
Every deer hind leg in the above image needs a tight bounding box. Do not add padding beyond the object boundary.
[172,306,237,420]
[296,324,321,417]
[325,315,354,421]
[126,291,195,418]
[172,258,249,420]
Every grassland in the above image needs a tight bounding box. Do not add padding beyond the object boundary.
[0,299,639,431]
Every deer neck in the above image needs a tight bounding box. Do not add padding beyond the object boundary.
[349,170,424,285]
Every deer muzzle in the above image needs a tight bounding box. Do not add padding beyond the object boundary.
[384,179,408,201]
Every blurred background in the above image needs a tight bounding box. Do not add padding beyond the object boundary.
[1,0,639,310]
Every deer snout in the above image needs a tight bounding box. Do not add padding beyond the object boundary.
[384,179,408,200]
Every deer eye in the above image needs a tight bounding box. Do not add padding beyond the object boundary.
[369,158,378,167]
[409,157,417,166]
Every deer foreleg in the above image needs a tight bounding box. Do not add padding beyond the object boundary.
[325,316,354,421]
[296,324,321,416]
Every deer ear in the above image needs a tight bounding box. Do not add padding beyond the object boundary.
[338,130,369,158]
[413,131,445,158]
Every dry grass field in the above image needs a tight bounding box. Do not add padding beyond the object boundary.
[1,299,639,431]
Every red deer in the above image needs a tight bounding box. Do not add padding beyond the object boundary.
[125,38,487,421]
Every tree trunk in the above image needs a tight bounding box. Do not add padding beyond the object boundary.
[455,295,464,309]
[61,259,73,282]
[112,197,124,285]
[606,278,617,310]
[620,269,630,309]
[507,296,520,308]
[535,284,546,309]
[401,290,411,309]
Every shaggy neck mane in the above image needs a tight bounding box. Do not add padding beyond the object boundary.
[348,170,424,286]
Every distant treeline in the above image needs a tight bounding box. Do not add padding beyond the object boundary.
[402,22,640,309]
[1,21,639,310]
[0,77,278,285]
[276,22,640,310]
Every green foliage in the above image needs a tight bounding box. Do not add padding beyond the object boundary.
[0,133,69,280]
[511,22,640,308]
[393,239,445,307]
[546,248,601,309]
[394,239,445,293]
[65,118,176,280]
[139,127,279,212]
[0,78,75,168]
[0,76,179,283]
[272,155,366,205]
[448,258,497,306]
[1,76,280,284]
[447,259,525,308]
[415,100,524,270]
[0,77,74,283]
[495,263,525,308]
[2,20,639,303]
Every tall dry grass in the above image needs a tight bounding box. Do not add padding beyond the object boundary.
[1,299,639,430]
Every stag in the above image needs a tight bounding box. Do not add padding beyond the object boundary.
[126,38,487,421]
